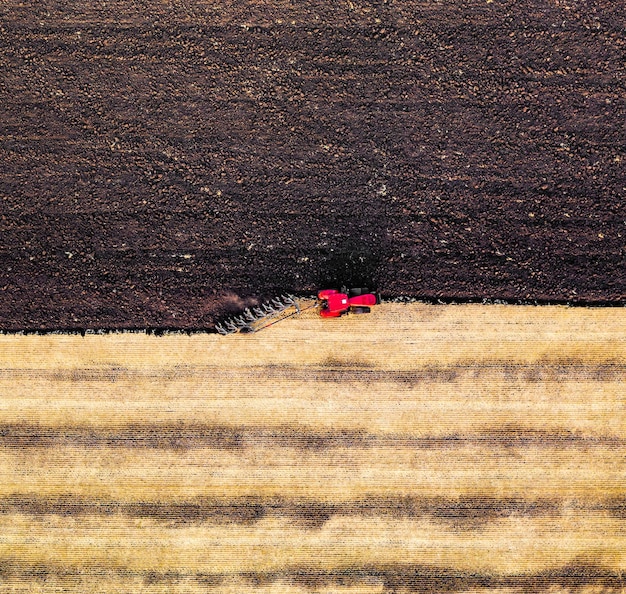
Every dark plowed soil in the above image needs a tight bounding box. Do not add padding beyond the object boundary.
[1,0,625,329]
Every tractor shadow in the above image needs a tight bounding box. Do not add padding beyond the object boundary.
[316,242,382,291]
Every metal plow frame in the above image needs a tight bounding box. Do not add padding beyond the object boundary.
[215,295,317,335]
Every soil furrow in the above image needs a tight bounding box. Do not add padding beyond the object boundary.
[0,423,622,450]
[2,361,626,383]
[2,494,626,525]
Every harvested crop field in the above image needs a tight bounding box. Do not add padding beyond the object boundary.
[1,303,625,592]
[1,0,625,329]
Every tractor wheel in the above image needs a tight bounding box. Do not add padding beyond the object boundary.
[351,306,371,314]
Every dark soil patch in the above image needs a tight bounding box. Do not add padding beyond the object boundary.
[1,0,624,329]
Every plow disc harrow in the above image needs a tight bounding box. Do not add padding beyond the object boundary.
[215,295,312,335]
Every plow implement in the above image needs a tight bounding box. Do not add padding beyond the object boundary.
[215,295,317,335]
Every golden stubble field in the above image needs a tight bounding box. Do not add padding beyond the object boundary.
[0,303,625,593]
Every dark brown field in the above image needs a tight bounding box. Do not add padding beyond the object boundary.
[1,0,625,329]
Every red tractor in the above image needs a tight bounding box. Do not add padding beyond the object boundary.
[317,287,379,318]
